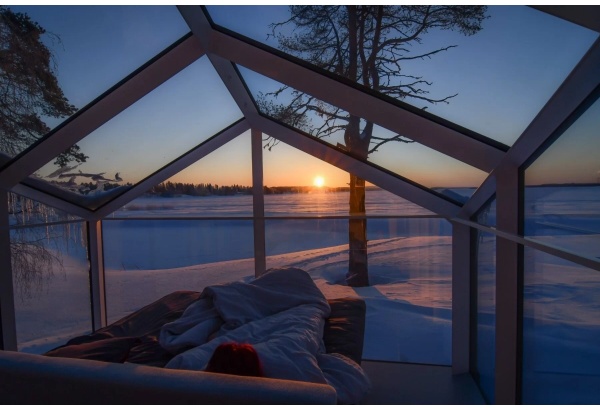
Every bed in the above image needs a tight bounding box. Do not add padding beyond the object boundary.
[0,267,369,404]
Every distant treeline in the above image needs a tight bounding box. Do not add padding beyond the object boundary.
[264,186,354,194]
[148,182,252,197]
[146,182,381,197]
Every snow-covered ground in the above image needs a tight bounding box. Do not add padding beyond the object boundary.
[10,185,600,403]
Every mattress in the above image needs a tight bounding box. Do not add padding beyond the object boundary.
[45,290,366,367]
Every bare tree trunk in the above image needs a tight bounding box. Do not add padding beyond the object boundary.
[346,173,369,286]
[344,112,370,287]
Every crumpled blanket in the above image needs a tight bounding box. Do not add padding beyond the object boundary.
[159,267,370,404]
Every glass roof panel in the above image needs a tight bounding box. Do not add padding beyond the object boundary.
[263,138,436,217]
[28,57,244,211]
[111,131,253,218]
[241,66,488,203]
[1,5,190,159]
[207,5,598,146]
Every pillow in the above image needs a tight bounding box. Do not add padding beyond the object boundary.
[44,336,140,363]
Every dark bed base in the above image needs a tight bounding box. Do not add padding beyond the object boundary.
[44,291,366,367]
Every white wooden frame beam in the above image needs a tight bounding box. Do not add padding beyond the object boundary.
[494,163,521,404]
[0,35,205,190]
[94,119,250,219]
[452,222,472,374]
[0,190,17,350]
[178,5,261,123]
[532,6,600,33]
[461,37,600,219]
[256,117,461,218]
[251,129,266,277]
[10,183,94,220]
[452,217,600,272]
[87,220,106,330]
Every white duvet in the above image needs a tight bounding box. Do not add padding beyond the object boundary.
[159,267,370,404]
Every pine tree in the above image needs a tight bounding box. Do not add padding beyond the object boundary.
[0,6,86,166]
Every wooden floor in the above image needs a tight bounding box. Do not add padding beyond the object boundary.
[360,360,487,405]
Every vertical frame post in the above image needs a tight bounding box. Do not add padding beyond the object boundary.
[0,190,17,350]
[452,221,471,374]
[494,163,522,404]
[251,129,266,277]
[87,220,107,330]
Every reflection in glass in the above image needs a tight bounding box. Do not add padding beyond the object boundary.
[209,5,597,145]
[103,219,254,323]
[525,98,600,260]
[7,192,82,226]
[242,66,487,203]
[111,132,253,218]
[29,57,243,211]
[10,222,91,353]
[522,247,600,404]
[265,217,452,365]
[474,198,497,403]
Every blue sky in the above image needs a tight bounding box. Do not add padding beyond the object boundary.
[8,5,600,188]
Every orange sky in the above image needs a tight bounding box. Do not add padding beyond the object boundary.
[169,131,355,188]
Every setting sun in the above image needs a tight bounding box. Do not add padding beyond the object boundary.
[314,176,325,187]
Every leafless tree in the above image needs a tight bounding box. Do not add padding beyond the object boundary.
[261,6,487,286]
[2,7,89,298]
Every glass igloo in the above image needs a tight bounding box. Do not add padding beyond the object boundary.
[1,5,599,405]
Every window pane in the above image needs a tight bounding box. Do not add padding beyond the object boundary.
[110,131,253,218]
[525,97,600,261]
[7,192,82,226]
[245,67,487,203]
[2,6,190,158]
[208,5,597,145]
[103,219,254,324]
[29,57,244,211]
[263,139,436,217]
[11,222,91,353]
[266,217,452,365]
[522,247,600,404]
[477,198,497,228]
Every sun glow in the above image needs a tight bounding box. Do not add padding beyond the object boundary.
[314,176,325,188]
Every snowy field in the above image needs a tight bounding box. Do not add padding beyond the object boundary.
[10,185,600,403]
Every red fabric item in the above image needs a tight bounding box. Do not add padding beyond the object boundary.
[205,342,264,377]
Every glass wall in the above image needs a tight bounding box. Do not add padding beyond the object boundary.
[261,137,453,364]
[102,128,255,323]
[262,140,437,217]
[522,247,600,404]
[10,221,91,353]
[103,219,254,324]
[474,199,497,403]
[521,54,600,405]
[266,217,452,365]
[7,193,82,226]
[111,131,253,218]
[525,97,600,261]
